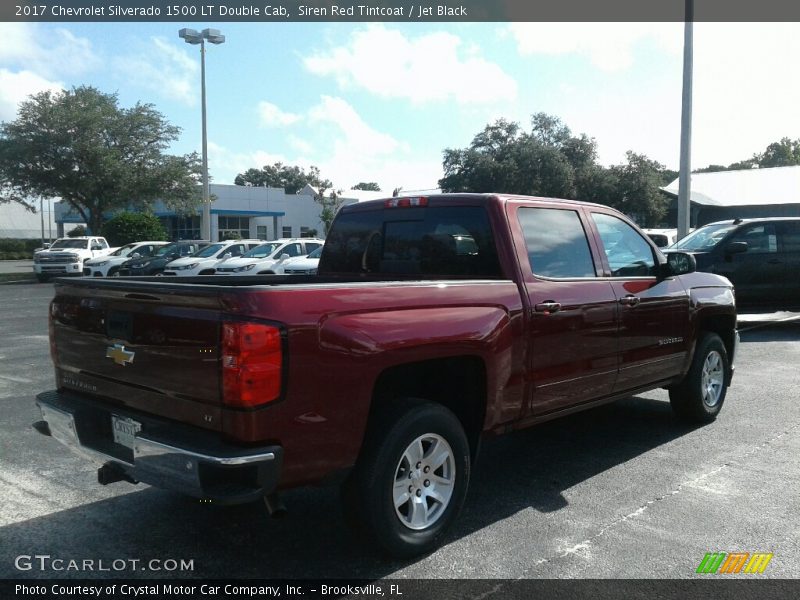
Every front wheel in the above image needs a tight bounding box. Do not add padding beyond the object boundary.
[341,399,470,558]
[669,332,729,423]
[35,274,49,283]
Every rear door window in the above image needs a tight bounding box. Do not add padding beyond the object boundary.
[518,207,596,278]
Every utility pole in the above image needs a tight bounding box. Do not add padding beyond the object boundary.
[677,0,694,239]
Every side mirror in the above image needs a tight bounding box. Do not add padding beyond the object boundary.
[662,252,696,278]
[222,252,232,259]
[725,241,748,255]
[279,253,290,261]
[43,243,51,249]
[91,245,102,251]
[131,252,141,259]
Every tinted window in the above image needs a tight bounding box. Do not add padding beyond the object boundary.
[672,222,738,251]
[779,221,800,252]
[195,243,226,258]
[592,213,656,277]
[320,206,502,278]
[281,243,304,257]
[728,224,777,254]
[304,242,322,253]
[518,208,596,278]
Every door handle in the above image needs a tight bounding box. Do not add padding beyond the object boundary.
[534,301,562,314]
[619,295,641,307]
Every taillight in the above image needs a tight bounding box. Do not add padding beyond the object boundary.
[384,196,428,208]
[221,321,283,408]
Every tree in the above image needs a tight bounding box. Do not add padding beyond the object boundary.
[314,188,345,236]
[351,182,381,191]
[756,137,800,168]
[67,225,88,238]
[0,86,202,234]
[439,115,592,198]
[234,162,332,194]
[100,212,167,246]
[607,152,669,227]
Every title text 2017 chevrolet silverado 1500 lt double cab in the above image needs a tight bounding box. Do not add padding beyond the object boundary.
[34,194,738,557]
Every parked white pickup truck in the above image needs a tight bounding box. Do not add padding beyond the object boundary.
[33,236,114,282]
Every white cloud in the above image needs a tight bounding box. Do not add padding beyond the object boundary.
[0,24,97,119]
[689,23,800,168]
[303,25,517,105]
[206,142,291,184]
[0,23,99,78]
[113,37,199,106]
[0,69,64,121]
[258,101,301,127]
[306,96,439,190]
[508,23,681,72]
[209,97,442,191]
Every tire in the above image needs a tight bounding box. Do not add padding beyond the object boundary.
[107,267,119,277]
[257,270,275,275]
[669,332,729,423]
[35,274,49,283]
[341,399,470,558]
[199,269,215,275]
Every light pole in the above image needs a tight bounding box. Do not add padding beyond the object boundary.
[677,0,693,239]
[179,27,225,241]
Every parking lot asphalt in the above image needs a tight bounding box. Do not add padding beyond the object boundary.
[0,282,798,582]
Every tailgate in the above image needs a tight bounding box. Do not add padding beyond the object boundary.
[50,280,225,431]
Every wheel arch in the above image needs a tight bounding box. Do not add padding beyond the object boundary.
[369,356,488,462]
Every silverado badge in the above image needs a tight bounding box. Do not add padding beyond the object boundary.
[106,343,135,366]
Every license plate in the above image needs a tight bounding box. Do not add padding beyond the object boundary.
[112,415,142,449]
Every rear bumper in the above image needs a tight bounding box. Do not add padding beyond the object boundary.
[35,390,283,504]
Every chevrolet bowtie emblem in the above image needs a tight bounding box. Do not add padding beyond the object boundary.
[106,343,135,366]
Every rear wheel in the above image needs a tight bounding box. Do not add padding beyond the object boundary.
[669,332,729,423]
[341,399,470,558]
[35,274,49,283]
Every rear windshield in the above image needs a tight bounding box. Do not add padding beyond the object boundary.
[319,206,502,278]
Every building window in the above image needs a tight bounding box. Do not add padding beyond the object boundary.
[257,225,268,240]
[282,226,292,238]
[218,215,251,241]
[300,226,310,238]
[163,216,201,240]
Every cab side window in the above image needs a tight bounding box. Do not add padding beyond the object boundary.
[518,207,597,278]
[779,221,800,252]
[591,213,656,277]
[728,224,777,254]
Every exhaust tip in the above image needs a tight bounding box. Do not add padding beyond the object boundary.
[32,420,51,436]
[263,493,287,518]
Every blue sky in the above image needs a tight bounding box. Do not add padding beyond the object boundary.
[2,22,799,193]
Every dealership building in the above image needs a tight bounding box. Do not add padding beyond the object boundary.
[0,183,386,241]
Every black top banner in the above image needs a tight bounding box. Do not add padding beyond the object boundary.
[5,0,800,23]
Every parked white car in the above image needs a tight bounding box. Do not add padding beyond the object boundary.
[643,228,679,248]
[215,238,325,275]
[275,245,323,275]
[33,236,114,282]
[83,241,169,277]
[162,240,263,276]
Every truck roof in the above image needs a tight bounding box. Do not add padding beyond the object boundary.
[343,193,616,213]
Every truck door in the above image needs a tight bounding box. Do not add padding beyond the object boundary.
[588,211,691,393]
[510,204,619,415]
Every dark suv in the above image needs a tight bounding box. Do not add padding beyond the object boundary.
[117,240,209,276]
[669,217,800,308]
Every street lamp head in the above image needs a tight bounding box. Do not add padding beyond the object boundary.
[202,28,226,44]
[179,28,202,44]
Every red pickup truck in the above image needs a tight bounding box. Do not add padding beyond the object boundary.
[34,194,738,557]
